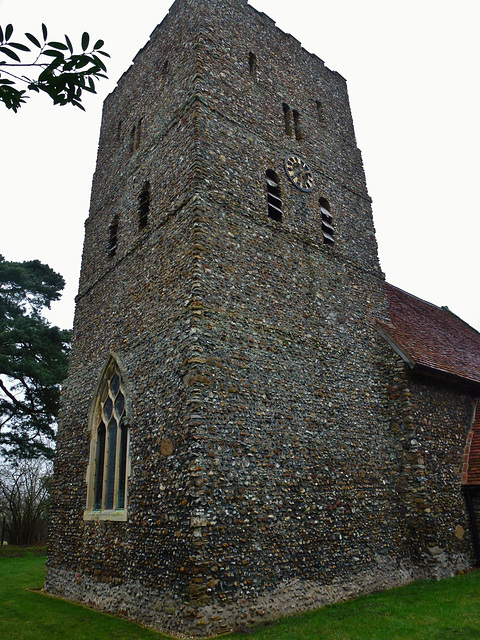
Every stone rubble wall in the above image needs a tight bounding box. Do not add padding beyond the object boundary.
[47,0,478,637]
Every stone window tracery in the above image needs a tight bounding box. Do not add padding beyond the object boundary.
[84,358,129,521]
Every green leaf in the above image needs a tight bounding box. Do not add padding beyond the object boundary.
[41,50,64,59]
[74,55,89,69]
[47,41,68,51]
[0,46,21,62]
[9,42,30,52]
[91,54,106,72]
[25,32,41,48]
[5,24,13,41]
[41,23,47,41]
[81,32,89,51]
[64,34,73,54]
[93,39,105,50]
[0,26,3,43]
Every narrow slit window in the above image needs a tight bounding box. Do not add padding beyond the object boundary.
[130,118,142,154]
[108,217,119,257]
[135,118,142,150]
[282,103,294,138]
[320,198,334,246]
[129,125,136,154]
[266,170,282,222]
[249,52,257,78]
[316,100,323,122]
[139,181,150,229]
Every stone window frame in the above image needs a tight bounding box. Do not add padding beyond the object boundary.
[84,356,130,522]
[282,103,303,141]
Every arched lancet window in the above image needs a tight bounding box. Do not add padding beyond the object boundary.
[266,170,282,222]
[108,216,119,256]
[130,118,142,154]
[320,197,334,245]
[85,358,129,521]
[249,51,257,78]
[138,181,150,229]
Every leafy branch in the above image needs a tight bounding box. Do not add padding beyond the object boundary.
[0,23,109,112]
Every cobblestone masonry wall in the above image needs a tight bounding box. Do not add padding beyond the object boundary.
[46,0,478,636]
[387,359,476,574]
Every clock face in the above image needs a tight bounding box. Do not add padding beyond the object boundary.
[284,154,314,192]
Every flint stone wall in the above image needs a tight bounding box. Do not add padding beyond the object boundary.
[46,0,477,637]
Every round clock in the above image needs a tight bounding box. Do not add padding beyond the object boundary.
[284,154,314,192]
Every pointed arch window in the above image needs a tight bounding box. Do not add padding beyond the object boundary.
[130,118,142,154]
[84,358,129,521]
[266,170,282,222]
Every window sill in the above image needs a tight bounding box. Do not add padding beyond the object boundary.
[83,508,128,522]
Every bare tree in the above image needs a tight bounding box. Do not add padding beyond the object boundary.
[0,459,51,545]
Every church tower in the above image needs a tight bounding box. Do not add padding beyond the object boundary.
[46,0,417,635]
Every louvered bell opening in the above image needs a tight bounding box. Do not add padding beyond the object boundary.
[321,219,334,235]
[322,230,334,246]
[268,201,282,221]
[266,177,278,188]
[268,193,282,208]
[320,206,332,220]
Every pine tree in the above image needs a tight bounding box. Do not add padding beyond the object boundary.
[0,255,70,459]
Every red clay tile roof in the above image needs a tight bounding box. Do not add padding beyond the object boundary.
[379,283,480,387]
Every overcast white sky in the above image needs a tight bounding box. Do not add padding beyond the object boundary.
[1,0,479,331]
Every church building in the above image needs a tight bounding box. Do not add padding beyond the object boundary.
[46,0,480,636]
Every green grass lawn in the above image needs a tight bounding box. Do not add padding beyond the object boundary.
[2,546,480,639]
